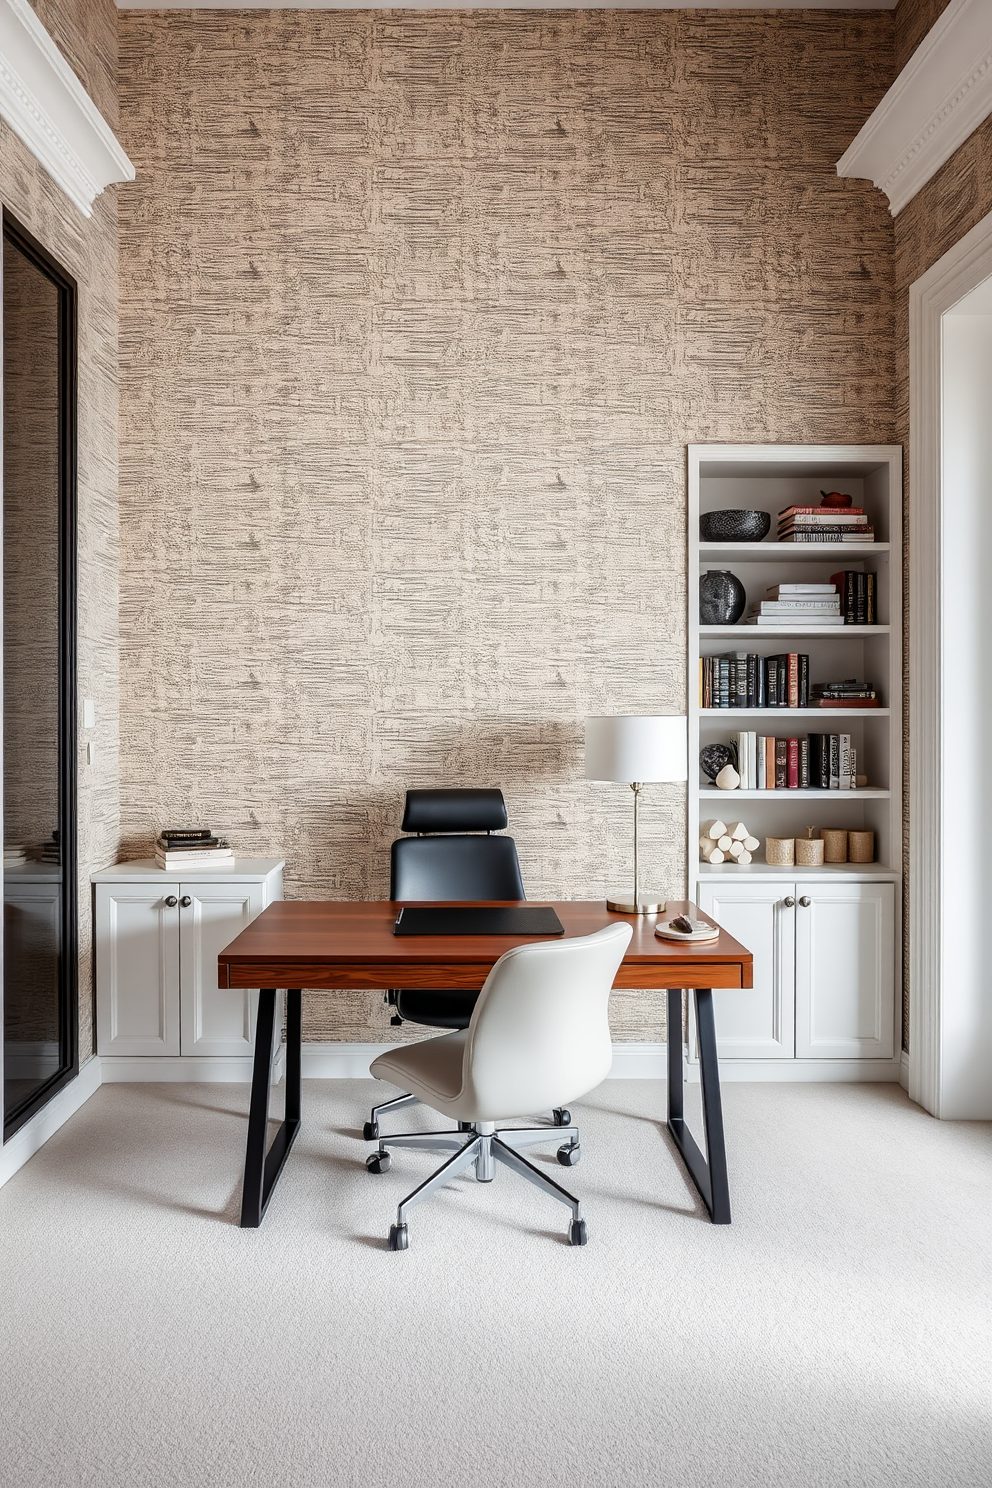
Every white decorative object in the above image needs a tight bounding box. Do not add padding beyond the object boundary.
[699,818,760,868]
[715,764,740,791]
[93,858,283,1076]
[836,0,992,217]
[0,0,134,218]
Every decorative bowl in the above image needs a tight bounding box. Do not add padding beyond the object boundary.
[700,509,771,543]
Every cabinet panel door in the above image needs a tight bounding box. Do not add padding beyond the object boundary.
[95,887,180,1055]
[179,882,265,1055]
[795,882,895,1059]
[697,881,795,1058]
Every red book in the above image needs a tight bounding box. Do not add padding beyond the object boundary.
[787,738,799,789]
[780,505,864,518]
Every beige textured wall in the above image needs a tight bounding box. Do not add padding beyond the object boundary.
[1,0,121,1064]
[117,10,896,1042]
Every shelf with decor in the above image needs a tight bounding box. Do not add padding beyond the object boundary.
[686,443,902,1075]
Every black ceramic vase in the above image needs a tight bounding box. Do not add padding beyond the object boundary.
[699,569,746,625]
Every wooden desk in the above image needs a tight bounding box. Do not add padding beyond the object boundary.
[218,899,752,1231]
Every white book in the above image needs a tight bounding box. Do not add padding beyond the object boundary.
[155,854,234,870]
[838,734,852,790]
[745,615,845,626]
[766,584,836,596]
[756,735,766,790]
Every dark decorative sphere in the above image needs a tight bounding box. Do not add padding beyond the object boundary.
[700,509,771,542]
[699,569,747,625]
[700,743,735,781]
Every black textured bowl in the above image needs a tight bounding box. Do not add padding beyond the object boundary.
[700,509,771,543]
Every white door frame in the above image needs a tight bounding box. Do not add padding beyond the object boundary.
[908,205,992,1114]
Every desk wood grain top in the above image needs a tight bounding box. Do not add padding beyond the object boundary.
[217,900,753,992]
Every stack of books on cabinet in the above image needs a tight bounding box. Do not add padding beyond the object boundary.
[155,828,233,869]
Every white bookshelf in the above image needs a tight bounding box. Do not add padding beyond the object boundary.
[686,444,903,1074]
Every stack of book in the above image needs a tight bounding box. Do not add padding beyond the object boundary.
[745,583,843,626]
[4,842,29,868]
[38,830,60,864]
[777,506,874,543]
[811,679,879,709]
[700,652,810,708]
[831,570,877,624]
[722,733,859,789]
[155,828,233,870]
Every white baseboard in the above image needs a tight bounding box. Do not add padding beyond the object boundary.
[298,1041,901,1083]
[100,1047,286,1083]
[0,1055,103,1188]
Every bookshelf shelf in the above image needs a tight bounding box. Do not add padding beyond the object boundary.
[687,443,903,1072]
[700,541,889,563]
[701,625,890,638]
[698,787,890,800]
[700,708,889,719]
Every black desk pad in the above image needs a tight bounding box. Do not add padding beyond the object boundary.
[393,906,565,937]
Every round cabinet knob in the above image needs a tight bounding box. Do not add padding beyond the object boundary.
[180,895,192,908]
[164,895,178,908]
[799,896,812,908]
[783,896,795,908]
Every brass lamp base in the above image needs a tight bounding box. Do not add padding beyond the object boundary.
[606,895,667,916]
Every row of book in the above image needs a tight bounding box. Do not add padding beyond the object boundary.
[723,732,860,791]
[777,505,875,544]
[156,828,233,870]
[701,652,809,708]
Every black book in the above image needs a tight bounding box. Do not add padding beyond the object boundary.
[798,653,810,707]
[756,656,767,709]
[866,571,876,624]
[746,654,758,708]
[855,571,867,624]
[160,828,214,843]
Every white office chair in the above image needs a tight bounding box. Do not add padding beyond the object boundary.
[366,922,633,1249]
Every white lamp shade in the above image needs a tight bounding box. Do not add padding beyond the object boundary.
[584,714,688,784]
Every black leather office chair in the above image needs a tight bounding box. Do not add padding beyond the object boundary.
[363,788,571,1139]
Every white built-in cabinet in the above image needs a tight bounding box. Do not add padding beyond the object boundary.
[93,859,283,1078]
[688,445,902,1076]
[697,879,894,1063]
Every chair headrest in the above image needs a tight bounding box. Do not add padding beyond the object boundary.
[401,789,508,834]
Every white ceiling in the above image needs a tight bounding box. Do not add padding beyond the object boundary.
[115,2,898,11]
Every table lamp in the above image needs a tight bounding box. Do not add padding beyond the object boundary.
[585,714,688,915]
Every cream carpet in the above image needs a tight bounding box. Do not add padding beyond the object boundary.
[1,1078,990,1488]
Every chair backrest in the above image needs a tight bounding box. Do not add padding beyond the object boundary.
[460,923,633,1118]
[390,789,525,902]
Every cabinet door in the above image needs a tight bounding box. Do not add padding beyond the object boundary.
[95,885,180,1055]
[697,881,795,1059]
[179,882,265,1055]
[795,882,895,1059]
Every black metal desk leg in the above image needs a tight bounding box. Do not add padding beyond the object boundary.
[240,988,303,1229]
[665,986,732,1225]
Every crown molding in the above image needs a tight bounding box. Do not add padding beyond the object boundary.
[0,0,134,219]
[837,0,992,217]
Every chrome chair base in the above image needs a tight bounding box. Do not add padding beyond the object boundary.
[366,1120,587,1248]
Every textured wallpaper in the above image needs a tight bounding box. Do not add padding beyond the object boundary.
[0,0,121,1064]
[117,9,897,1042]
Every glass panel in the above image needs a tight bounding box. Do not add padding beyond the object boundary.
[3,235,63,1122]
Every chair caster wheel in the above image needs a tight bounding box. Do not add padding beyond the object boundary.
[553,1107,571,1126]
[557,1143,580,1167]
[363,1121,379,1141]
[388,1223,409,1251]
[366,1152,390,1175]
[568,1219,587,1246]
